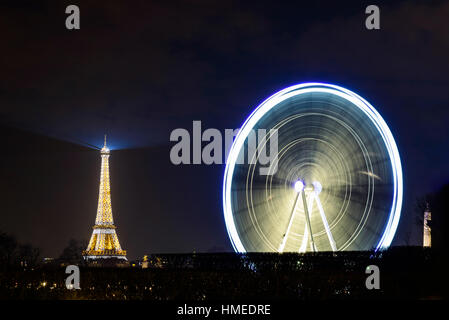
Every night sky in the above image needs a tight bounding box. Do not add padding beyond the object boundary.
[0,0,448,260]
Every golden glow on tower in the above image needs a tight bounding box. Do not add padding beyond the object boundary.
[83,136,127,260]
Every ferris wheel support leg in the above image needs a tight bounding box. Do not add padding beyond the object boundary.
[298,226,308,253]
[302,190,316,252]
[299,193,313,253]
[278,192,300,253]
[314,193,337,251]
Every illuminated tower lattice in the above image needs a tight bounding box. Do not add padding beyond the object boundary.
[83,136,127,260]
[423,204,431,247]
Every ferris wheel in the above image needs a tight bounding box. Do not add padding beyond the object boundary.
[223,83,402,253]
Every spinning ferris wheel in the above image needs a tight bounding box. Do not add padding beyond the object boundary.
[223,83,402,253]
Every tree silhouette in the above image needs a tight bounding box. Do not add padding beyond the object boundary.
[0,231,40,268]
[58,239,87,265]
[431,183,449,259]
[0,231,17,267]
[18,244,40,267]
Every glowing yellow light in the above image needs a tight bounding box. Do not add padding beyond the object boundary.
[83,136,127,260]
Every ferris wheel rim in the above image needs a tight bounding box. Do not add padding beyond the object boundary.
[223,82,403,253]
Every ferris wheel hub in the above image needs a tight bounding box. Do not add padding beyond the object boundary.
[294,180,305,193]
[294,180,322,195]
[311,181,322,195]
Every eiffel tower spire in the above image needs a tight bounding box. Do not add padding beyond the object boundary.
[83,136,127,260]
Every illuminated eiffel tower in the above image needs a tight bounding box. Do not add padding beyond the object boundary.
[83,136,127,260]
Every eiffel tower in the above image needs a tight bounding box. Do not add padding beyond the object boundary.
[83,136,127,260]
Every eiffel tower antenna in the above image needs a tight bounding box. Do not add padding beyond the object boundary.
[83,136,127,261]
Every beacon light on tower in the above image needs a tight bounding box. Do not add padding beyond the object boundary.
[223,83,403,253]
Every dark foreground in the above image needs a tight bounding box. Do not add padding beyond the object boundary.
[0,247,445,300]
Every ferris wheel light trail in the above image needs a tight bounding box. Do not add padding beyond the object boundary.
[223,82,403,253]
